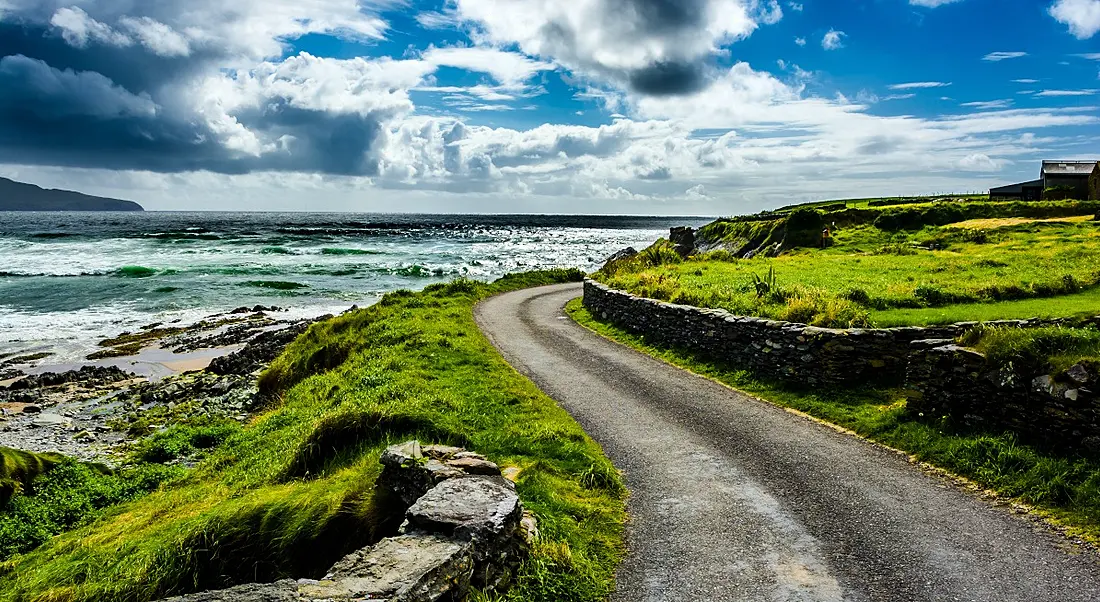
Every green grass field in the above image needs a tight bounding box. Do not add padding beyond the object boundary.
[599,201,1100,328]
[0,271,625,602]
[566,299,1100,543]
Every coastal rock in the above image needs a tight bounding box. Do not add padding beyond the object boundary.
[208,322,311,376]
[669,226,696,257]
[6,366,136,391]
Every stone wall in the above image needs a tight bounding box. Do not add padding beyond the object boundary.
[159,441,537,602]
[585,279,1100,449]
[583,279,961,386]
[906,342,1100,451]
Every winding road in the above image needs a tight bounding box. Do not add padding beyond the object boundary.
[475,283,1100,602]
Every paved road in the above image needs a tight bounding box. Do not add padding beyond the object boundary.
[475,283,1100,602]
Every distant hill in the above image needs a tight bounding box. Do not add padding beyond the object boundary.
[0,178,144,212]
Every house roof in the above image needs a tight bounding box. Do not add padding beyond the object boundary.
[1041,160,1099,176]
[990,179,1043,194]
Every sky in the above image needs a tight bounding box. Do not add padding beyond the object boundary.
[0,0,1098,214]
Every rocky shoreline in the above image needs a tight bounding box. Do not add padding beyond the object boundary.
[0,306,341,465]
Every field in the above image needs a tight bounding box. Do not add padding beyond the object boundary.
[598,199,1100,328]
[0,271,625,602]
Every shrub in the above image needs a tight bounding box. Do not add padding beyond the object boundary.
[842,288,872,306]
[776,290,871,328]
[0,462,183,561]
[914,286,975,307]
[751,267,779,300]
[637,241,683,268]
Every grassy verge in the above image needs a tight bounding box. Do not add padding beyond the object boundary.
[567,299,1100,541]
[0,270,625,602]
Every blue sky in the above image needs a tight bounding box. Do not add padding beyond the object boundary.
[0,0,1098,213]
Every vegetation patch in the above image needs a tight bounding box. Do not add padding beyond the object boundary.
[598,201,1100,328]
[567,299,1100,542]
[961,325,1100,376]
[0,269,625,602]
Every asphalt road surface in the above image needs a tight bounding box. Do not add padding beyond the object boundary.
[475,282,1100,602]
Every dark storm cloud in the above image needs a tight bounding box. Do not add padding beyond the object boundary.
[614,0,708,34]
[528,0,724,96]
[0,20,391,176]
[628,62,709,96]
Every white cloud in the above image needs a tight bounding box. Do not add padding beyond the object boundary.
[910,0,964,6]
[1036,89,1098,96]
[1073,53,1100,59]
[961,99,1014,110]
[49,7,132,48]
[1012,79,1040,83]
[982,51,1027,61]
[889,81,952,90]
[794,36,807,46]
[822,29,845,50]
[119,16,191,57]
[788,2,804,11]
[416,11,459,29]
[958,153,1003,171]
[451,0,768,93]
[421,46,554,86]
[1049,0,1100,39]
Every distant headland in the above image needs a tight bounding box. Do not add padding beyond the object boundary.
[0,177,144,212]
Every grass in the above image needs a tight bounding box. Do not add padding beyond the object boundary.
[960,325,1100,375]
[0,269,626,602]
[600,211,1100,328]
[566,299,1100,542]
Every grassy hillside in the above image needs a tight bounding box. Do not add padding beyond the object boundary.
[598,199,1100,328]
[0,271,625,602]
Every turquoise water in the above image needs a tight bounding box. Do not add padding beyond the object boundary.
[0,212,704,363]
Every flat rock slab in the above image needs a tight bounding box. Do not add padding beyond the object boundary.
[303,534,472,602]
[160,535,473,602]
[157,580,299,601]
[406,476,520,541]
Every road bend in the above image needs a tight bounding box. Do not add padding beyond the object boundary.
[475,282,1100,602]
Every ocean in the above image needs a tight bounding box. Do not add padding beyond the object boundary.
[0,212,706,366]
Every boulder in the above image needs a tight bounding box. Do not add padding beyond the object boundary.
[669,226,696,257]
[405,476,521,547]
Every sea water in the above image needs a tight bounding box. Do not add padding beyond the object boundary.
[0,212,706,364]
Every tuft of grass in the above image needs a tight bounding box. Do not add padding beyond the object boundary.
[567,299,1100,542]
[960,325,1100,375]
[0,268,622,602]
[0,448,67,505]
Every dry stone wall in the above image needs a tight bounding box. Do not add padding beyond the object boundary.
[583,279,961,386]
[158,441,536,602]
[906,341,1100,451]
[585,278,1100,449]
